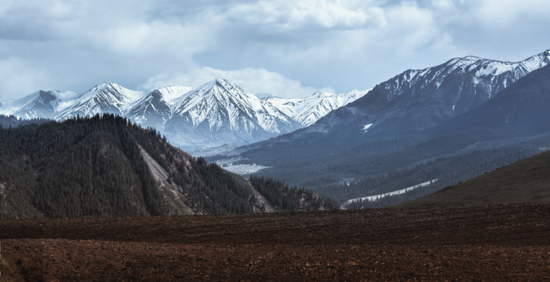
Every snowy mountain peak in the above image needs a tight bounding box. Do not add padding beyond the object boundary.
[158,85,193,102]
[56,82,145,120]
[378,49,550,105]
[441,50,550,77]
[265,89,370,127]
[461,55,483,61]
[87,81,118,93]
[125,89,172,129]
[0,90,62,119]
[323,49,550,137]
[198,78,249,97]
[2,79,370,152]
[162,78,300,151]
[83,81,143,102]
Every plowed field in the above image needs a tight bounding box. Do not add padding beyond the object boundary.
[1,203,550,281]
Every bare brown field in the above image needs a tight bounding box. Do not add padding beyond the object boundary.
[1,203,550,281]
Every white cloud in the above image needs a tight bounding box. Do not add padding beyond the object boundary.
[471,0,550,27]
[0,58,49,99]
[95,20,218,58]
[1,0,550,101]
[141,67,334,98]
[225,0,385,31]
[384,2,438,52]
[431,0,456,10]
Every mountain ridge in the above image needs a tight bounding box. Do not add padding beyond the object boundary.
[205,49,550,210]
[0,79,367,152]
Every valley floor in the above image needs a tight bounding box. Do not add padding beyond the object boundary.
[1,203,550,281]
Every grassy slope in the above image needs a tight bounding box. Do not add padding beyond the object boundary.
[396,151,550,207]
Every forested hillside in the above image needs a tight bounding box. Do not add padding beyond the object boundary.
[249,176,340,211]
[396,150,550,208]
[0,115,337,219]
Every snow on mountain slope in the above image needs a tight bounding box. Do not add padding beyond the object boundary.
[342,179,438,208]
[375,50,550,111]
[0,90,76,119]
[310,49,550,136]
[265,89,370,127]
[56,82,144,120]
[125,90,172,129]
[164,79,300,151]
[1,79,367,152]
[157,85,193,103]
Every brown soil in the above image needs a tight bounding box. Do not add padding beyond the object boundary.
[1,203,550,281]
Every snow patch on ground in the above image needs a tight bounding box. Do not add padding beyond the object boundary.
[362,124,373,132]
[343,179,439,206]
[215,157,271,175]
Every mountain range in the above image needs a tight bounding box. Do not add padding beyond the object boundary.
[3,49,550,210]
[0,79,368,152]
[206,49,550,208]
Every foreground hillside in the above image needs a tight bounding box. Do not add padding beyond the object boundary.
[397,151,550,208]
[0,115,338,219]
[1,203,549,281]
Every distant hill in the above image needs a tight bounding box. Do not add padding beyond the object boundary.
[0,115,338,219]
[396,151,550,208]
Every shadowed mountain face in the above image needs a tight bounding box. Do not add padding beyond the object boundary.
[209,51,550,208]
[434,64,550,134]
[391,66,550,208]
[396,150,550,208]
[125,90,172,129]
[14,91,59,119]
[300,50,550,141]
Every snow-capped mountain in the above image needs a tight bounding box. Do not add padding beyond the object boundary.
[310,49,550,136]
[124,85,193,129]
[125,90,172,129]
[56,82,143,120]
[214,50,550,198]
[0,90,77,119]
[265,89,369,127]
[157,85,193,103]
[164,79,300,150]
[439,63,550,134]
[1,78,363,152]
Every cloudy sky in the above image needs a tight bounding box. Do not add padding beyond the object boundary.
[1,0,549,101]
